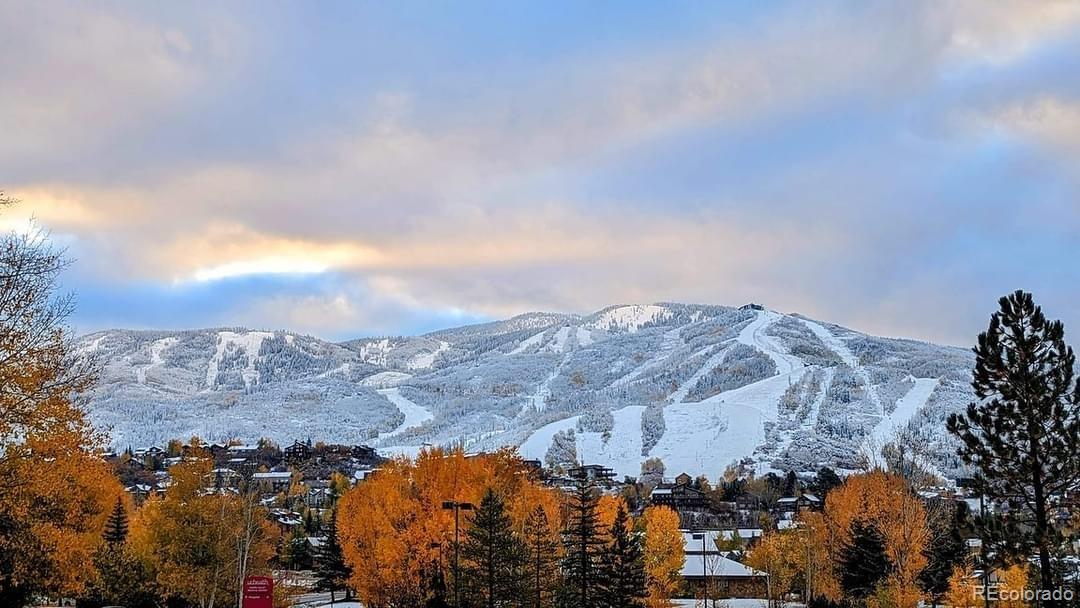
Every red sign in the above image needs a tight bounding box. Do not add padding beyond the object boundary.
[242,575,274,608]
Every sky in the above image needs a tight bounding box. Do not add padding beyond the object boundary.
[2,1,1079,346]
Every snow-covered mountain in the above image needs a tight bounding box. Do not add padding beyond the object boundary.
[76,303,976,480]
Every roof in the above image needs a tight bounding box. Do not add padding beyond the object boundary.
[681,553,765,578]
[253,471,293,480]
[681,529,763,553]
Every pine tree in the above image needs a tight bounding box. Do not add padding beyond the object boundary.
[523,506,559,608]
[314,509,353,604]
[838,521,892,602]
[597,504,645,608]
[103,497,128,545]
[947,290,1080,599]
[560,475,606,608]
[282,528,312,570]
[919,502,970,605]
[461,487,524,608]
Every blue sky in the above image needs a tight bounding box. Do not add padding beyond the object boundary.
[2,1,1079,345]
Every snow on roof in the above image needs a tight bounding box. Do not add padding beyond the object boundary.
[253,471,292,480]
[681,529,762,552]
[681,553,764,578]
[652,488,673,495]
[229,444,259,451]
[801,493,821,501]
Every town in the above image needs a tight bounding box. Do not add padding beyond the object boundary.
[92,434,1067,608]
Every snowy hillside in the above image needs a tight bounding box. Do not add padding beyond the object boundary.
[77,304,976,479]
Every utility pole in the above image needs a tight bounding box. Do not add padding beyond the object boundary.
[692,532,708,606]
[442,500,475,608]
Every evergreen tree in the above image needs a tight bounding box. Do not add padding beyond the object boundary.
[783,470,798,496]
[813,467,842,498]
[313,509,353,604]
[282,528,312,570]
[838,521,892,602]
[919,502,970,605]
[80,504,154,608]
[947,290,1080,599]
[523,506,559,608]
[597,504,645,608]
[560,475,606,608]
[461,487,524,608]
[103,497,128,545]
[80,544,158,608]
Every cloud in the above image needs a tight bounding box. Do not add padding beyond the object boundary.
[3,1,1080,344]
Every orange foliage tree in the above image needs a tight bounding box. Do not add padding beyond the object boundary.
[128,459,279,608]
[642,505,684,608]
[337,447,558,608]
[0,198,122,606]
[821,470,930,608]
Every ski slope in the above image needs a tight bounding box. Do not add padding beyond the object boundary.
[521,309,811,479]
[377,387,434,440]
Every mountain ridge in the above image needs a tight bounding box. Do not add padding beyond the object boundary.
[76,302,975,480]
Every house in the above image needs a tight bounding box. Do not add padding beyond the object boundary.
[351,444,377,460]
[285,440,312,463]
[226,457,254,476]
[736,494,761,512]
[651,482,710,512]
[210,467,241,489]
[568,464,617,486]
[798,493,822,511]
[253,471,293,494]
[681,530,768,598]
[228,444,260,458]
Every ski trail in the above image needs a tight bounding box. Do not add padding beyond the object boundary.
[867,377,939,451]
[741,310,802,375]
[668,344,732,403]
[377,387,434,440]
[136,337,177,384]
[800,318,883,415]
[611,327,686,388]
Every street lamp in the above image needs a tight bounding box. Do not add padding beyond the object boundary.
[442,500,474,608]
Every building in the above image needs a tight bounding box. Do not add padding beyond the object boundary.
[651,482,710,512]
[681,530,768,598]
[284,440,312,463]
[253,471,293,494]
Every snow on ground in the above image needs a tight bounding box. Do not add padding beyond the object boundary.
[520,415,579,462]
[509,330,547,355]
[651,370,803,479]
[574,406,647,479]
[205,331,272,388]
[406,340,448,370]
[315,362,351,379]
[521,309,812,479]
[611,327,686,388]
[359,370,413,388]
[575,326,594,347]
[865,376,939,459]
[800,317,884,415]
[739,310,802,375]
[668,343,732,402]
[800,317,859,368]
[591,304,668,332]
[355,337,392,366]
[77,334,107,358]
[376,387,434,441]
[549,326,572,352]
[136,336,177,384]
